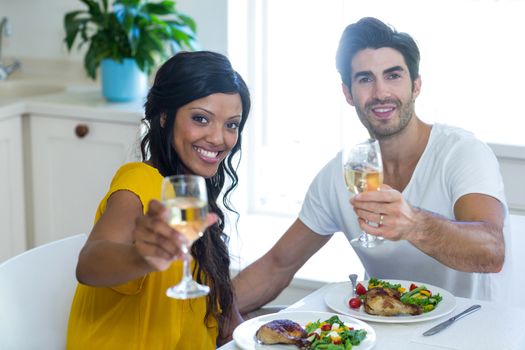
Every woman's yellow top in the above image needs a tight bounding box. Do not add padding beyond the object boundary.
[66,162,218,350]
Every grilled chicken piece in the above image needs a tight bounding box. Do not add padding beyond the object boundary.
[364,287,422,316]
[255,319,310,349]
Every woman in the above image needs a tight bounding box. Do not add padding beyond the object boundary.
[67,51,250,349]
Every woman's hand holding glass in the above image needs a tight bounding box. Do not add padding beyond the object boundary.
[133,197,217,274]
[132,199,189,271]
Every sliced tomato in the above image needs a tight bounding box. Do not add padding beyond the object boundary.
[349,297,361,309]
[355,283,367,295]
[321,324,331,331]
[409,283,418,291]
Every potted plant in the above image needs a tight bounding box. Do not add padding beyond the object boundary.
[64,0,199,102]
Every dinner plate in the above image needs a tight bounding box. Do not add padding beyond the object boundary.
[324,280,456,323]
[232,310,376,350]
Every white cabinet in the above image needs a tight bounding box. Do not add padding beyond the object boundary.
[25,114,141,247]
[0,115,26,262]
[0,88,143,262]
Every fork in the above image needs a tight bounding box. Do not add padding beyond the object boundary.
[349,274,358,297]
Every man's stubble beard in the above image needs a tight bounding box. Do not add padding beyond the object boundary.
[355,97,416,140]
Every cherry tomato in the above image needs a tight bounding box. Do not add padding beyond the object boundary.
[321,324,332,331]
[356,283,367,296]
[409,283,418,291]
[349,297,361,309]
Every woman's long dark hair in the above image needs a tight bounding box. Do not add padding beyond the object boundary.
[141,51,250,338]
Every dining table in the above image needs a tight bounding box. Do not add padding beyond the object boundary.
[219,282,525,350]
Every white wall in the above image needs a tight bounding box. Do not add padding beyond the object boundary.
[0,0,228,60]
[177,0,228,55]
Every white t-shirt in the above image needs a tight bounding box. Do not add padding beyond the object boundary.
[299,123,511,301]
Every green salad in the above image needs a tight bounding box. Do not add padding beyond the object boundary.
[368,278,443,312]
[304,315,367,350]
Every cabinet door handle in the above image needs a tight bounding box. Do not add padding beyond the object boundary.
[75,124,89,138]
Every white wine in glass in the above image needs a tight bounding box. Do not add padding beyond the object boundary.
[343,139,384,248]
[162,175,210,299]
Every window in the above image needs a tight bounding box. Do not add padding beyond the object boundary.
[227,0,364,281]
[227,0,525,282]
[229,0,356,217]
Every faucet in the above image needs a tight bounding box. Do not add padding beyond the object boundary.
[0,17,21,80]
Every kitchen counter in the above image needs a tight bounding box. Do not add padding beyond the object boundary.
[0,87,144,124]
[0,58,144,123]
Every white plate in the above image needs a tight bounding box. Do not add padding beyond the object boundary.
[324,280,456,323]
[233,310,376,350]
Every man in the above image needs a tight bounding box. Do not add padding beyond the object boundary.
[233,17,510,314]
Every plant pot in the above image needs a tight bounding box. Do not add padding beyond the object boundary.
[101,58,147,102]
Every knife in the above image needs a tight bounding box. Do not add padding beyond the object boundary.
[422,304,481,336]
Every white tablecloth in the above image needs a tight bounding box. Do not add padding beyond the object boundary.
[219,283,525,350]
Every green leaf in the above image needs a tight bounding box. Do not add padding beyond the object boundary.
[117,0,142,7]
[142,2,174,15]
[80,0,104,21]
[400,285,426,303]
[178,13,197,33]
[84,42,101,80]
[63,11,87,49]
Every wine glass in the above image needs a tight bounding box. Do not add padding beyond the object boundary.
[342,138,384,248]
[161,174,210,299]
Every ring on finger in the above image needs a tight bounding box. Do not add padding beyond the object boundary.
[379,214,384,226]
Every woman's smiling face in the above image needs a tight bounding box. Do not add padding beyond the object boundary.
[172,92,243,178]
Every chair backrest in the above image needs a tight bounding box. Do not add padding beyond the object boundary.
[0,234,87,350]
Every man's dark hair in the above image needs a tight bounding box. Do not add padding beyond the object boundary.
[336,17,420,89]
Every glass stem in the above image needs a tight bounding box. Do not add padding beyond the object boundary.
[363,233,375,243]
[181,245,192,282]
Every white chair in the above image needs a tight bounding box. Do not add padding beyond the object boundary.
[0,234,87,350]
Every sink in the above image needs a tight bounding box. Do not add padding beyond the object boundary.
[0,80,66,99]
